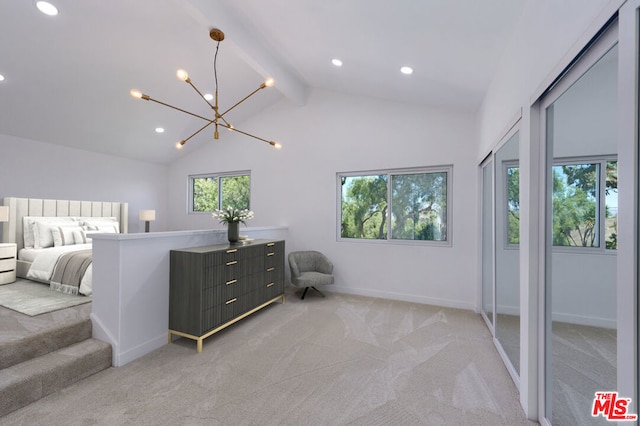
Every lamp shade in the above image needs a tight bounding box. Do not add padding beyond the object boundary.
[0,206,8,222]
[139,210,156,221]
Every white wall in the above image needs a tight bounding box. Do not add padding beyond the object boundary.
[478,0,612,154]
[168,88,478,309]
[477,0,616,326]
[0,134,168,235]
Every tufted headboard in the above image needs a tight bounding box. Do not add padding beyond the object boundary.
[2,197,128,253]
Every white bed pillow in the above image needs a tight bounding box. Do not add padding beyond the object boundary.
[73,229,88,244]
[80,217,119,231]
[23,216,78,248]
[52,226,84,247]
[22,216,78,248]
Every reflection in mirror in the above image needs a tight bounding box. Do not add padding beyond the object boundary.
[495,132,519,376]
[545,44,617,425]
[481,160,494,327]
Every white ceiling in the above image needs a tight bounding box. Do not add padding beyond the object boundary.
[0,0,526,164]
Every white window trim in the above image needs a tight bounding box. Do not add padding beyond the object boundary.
[551,156,617,254]
[188,170,251,214]
[504,156,617,254]
[336,165,453,246]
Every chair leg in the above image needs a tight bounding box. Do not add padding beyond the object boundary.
[311,286,326,297]
[301,287,309,300]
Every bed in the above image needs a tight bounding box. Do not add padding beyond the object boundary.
[1,197,128,296]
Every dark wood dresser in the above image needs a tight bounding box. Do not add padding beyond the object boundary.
[169,239,285,352]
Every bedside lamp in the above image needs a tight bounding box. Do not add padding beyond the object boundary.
[0,206,8,223]
[139,209,156,233]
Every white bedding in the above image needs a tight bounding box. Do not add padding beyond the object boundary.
[25,244,93,296]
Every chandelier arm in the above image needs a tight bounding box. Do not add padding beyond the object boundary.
[217,122,272,145]
[219,85,265,118]
[185,80,216,110]
[183,120,216,144]
[147,97,212,122]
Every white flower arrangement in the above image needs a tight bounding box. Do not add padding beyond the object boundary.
[211,207,254,225]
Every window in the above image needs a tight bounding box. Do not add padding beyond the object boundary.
[505,163,520,245]
[190,171,250,213]
[338,166,451,244]
[506,158,617,250]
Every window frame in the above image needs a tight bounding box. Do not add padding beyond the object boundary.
[505,156,617,253]
[336,165,453,246]
[188,170,251,214]
[503,160,521,250]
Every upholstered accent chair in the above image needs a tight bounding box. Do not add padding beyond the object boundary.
[288,251,334,299]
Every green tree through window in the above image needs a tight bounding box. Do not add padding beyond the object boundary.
[391,172,447,241]
[339,167,450,242]
[505,159,616,250]
[507,166,520,245]
[341,175,388,239]
[192,173,250,212]
[552,164,598,247]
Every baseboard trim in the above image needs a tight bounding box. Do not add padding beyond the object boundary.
[328,285,475,311]
[112,333,167,367]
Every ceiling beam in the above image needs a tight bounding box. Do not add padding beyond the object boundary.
[182,0,309,106]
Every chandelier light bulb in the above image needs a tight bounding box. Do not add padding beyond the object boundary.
[176,69,189,82]
[176,140,186,149]
[228,124,234,131]
[400,66,414,75]
[130,89,142,99]
[36,1,58,16]
[274,142,282,150]
[264,78,275,88]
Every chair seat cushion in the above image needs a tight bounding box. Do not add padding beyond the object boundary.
[294,271,334,288]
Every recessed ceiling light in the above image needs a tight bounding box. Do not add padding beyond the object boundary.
[204,93,213,101]
[36,1,58,16]
[155,127,165,133]
[0,74,5,82]
[400,66,413,75]
[331,59,343,67]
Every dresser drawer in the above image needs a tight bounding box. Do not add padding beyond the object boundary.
[0,269,16,285]
[219,294,246,324]
[0,258,15,271]
[0,244,16,259]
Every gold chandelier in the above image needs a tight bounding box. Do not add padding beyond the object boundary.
[130,28,281,150]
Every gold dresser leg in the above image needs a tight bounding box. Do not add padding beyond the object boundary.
[197,338,203,353]
[168,331,173,344]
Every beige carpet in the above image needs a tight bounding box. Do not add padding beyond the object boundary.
[495,314,617,425]
[2,289,536,425]
[0,280,90,316]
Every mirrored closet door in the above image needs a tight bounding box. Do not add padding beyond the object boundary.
[480,127,520,381]
[541,23,618,426]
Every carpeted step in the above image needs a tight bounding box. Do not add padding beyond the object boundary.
[0,317,92,370]
[0,338,112,417]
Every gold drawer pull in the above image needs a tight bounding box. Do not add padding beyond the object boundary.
[226,249,238,253]
[226,260,238,266]
[266,282,274,288]
[267,242,275,247]
[225,298,237,305]
[267,252,274,257]
[226,279,237,285]
[266,267,275,272]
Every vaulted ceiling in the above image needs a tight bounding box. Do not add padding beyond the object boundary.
[0,0,526,164]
